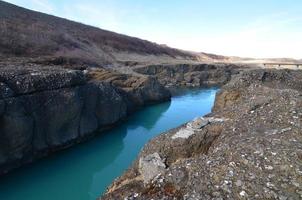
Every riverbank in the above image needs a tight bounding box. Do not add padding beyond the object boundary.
[101,68,302,200]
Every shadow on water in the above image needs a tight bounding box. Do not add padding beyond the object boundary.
[0,98,172,200]
[0,126,127,200]
[127,100,171,130]
[0,88,217,200]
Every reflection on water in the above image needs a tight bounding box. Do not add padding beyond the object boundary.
[125,100,171,130]
[0,88,217,200]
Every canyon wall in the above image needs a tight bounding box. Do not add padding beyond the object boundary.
[0,64,170,175]
[134,63,242,87]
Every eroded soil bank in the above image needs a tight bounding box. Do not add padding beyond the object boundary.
[102,69,302,200]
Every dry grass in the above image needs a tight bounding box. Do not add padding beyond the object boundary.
[0,1,196,66]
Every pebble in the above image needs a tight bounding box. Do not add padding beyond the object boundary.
[235,180,243,187]
[265,165,274,170]
[239,190,248,197]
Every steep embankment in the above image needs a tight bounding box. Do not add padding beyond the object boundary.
[102,69,302,200]
[0,63,170,175]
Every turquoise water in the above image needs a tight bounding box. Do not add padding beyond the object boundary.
[0,88,217,200]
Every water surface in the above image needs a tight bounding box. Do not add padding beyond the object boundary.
[0,88,217,200]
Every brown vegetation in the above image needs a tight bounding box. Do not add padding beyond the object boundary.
[0,1,195,66]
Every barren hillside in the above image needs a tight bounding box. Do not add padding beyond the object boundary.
[0,1,198,67]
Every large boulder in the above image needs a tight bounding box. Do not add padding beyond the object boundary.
[139,153,166,184]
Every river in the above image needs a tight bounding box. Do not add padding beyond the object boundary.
[0,87,217,200]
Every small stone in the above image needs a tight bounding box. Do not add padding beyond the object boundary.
[240,190,247,197]
[265,129,278,135]
[248,173,256,180]
[187,117,209,129]
[279,195,288,200]
[208,117,225,123]
[266,182,275,188]
[280,127,291,133]
[265,165,274,170]
[212,191,221,197]
[242,158,249,165]
[235,180,243,187]
[228,170,234,177]
[291,181,300,187]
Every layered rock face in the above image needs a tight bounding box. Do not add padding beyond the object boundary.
[88,68,171,112]
[134,63,242,87]
[0,64,170,175]
[102,69,302,200]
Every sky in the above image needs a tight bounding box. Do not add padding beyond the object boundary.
[4,0,302,59]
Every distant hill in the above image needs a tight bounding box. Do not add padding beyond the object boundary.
[195,52,301,64]
[0,1,300,67]
[0,1,197,66]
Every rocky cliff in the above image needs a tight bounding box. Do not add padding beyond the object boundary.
[0,64,170,175]
[134,63,242,87]
[87,68,171,112]
[101,69,302,200]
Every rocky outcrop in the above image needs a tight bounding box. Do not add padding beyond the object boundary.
[0,64,170,175]
[134,63,242,87]
[88,68,171,112]
[101,69,302,200]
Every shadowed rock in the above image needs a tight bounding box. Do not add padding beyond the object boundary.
[0,65,170,175]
